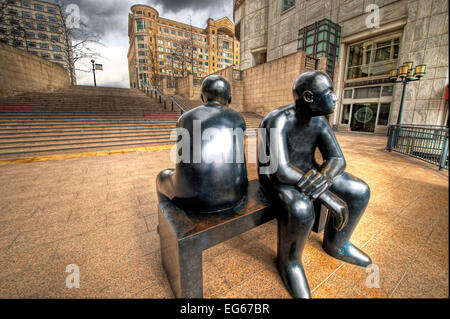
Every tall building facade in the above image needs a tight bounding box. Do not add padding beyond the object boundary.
[127,4,240,89]
[234,0,448,133]
[0,0,73,78]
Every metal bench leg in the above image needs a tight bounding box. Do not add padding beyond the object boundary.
[158,209,203,298]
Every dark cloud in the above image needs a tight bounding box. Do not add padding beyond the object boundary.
[49,0,232,39]
[152,0,229,15]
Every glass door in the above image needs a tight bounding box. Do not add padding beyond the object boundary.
[350,103,378,132]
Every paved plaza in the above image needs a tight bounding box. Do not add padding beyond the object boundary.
[0,132,448,298]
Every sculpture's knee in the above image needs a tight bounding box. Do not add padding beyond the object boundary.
[156,169,174,187]
[353,180,370,207]
[156,169,174,202]
[287,196,314,227]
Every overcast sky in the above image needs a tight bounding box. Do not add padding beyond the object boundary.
[51,0,234,88]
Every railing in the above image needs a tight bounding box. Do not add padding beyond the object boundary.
[387,124,449,171]
[148,87,187,115]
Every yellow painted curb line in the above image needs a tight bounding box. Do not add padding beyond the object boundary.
[0,144,174,166]
[0,137,258,166]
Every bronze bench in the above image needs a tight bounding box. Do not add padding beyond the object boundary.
[157,179,328,298]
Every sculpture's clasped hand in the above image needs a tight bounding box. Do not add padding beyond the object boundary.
[297,169,332,200]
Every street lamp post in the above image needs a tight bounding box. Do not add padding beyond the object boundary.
[389,61,427,124]
[91,59,97,87]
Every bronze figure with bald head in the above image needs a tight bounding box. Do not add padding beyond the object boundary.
[258,71,372,298]
[156,75,248,214]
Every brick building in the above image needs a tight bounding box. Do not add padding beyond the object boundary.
[127,4,240,89]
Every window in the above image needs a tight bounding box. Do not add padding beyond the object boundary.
[282,0,295,12]
[54,54,62,60]
[354,86,381,99]
[137,36,146,41]
[49,26,59,33]
[346,36,400,80]
[51,35,60,42]
[138,43,146,49]
[48,16,58,23]
[39,43,49,49]
[41,52,50,58]
[377,103,391,126]
[178,31,182,36]
[34,4,44,11]
[344,89,353,99]
[136,20,145,32]
[8,9,18,16]
[53,44,61,51]
[38,33,48,40]
[35,14,45,21]
[22,11,32,19]
[164,28,168,33]
[37,24,46,31]
[27,41,36,48]
[382,86,393,96]
[47,7,57,14]
[23,21,33,28]
[171,29,175,35]
[26,31,34,38]
[341,104,351,124]
[21,1,31,8]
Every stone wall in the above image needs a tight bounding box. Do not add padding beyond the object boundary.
[176,75,202,100]
[391,0,449,125]
[215,51,327,117]
[0,43,71,97]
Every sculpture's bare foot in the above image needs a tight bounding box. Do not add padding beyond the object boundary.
[277,259,311,299]
[322,241,372,267]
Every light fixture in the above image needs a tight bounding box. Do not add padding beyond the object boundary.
[399,65,409,78]
[415,64,427,78]
[389,62,427,125]
[403,61,413,71]
[390,69,398,81]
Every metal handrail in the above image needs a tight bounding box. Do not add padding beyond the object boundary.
[169,96,188,114]
[150,87,187,114]
[387,124,449,171]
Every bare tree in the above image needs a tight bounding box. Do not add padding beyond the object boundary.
[56,1,103,85]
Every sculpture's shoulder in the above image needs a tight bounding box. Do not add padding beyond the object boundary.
[260,104,295,129]
[178,104,245,129]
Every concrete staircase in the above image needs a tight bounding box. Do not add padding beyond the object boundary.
[0,86,263,159]
[0,86,179,159]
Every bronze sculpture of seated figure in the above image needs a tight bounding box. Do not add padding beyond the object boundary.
[258,71,372,298]
[156,75,248,214]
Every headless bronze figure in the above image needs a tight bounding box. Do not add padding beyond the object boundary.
[258,71,372,298]
[156,75,248,213]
